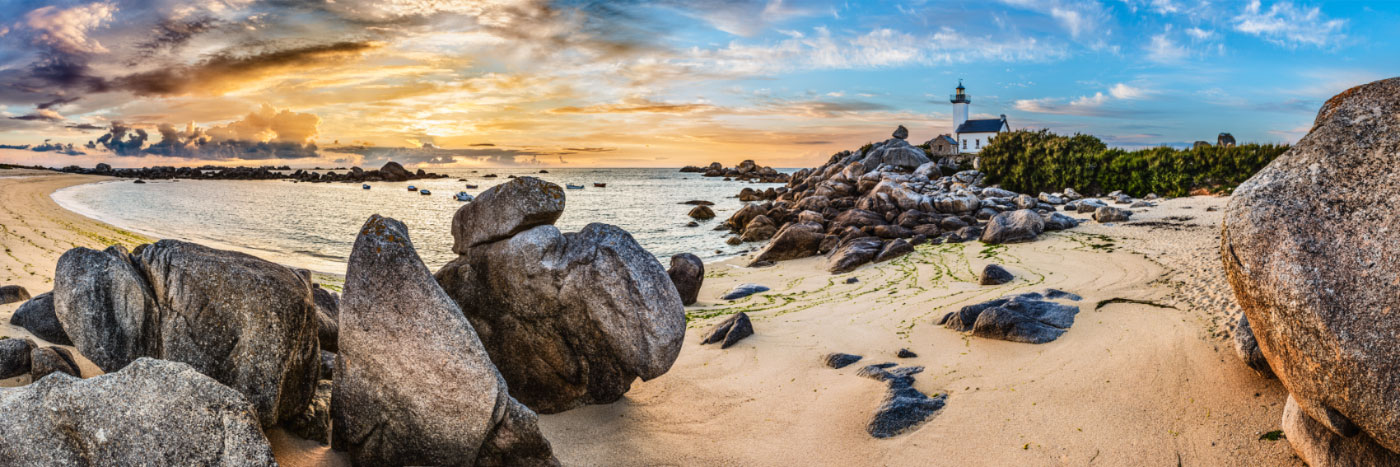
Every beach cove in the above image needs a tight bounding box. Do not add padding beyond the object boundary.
[0,170,1297,466]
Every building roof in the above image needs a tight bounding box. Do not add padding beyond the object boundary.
[934,135,957,145]
[956,118,1007,134]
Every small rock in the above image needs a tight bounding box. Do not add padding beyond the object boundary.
[686,221,699,227]
[873,239,914,263]
[750,260,775,268]
[9,292,70,345]
[688,205,716,219]
[667,253,705,306]
[1282,395,1400,466]
[892,125,909,140]
[286,380,333,445]
[700,313,754,349]
[726,236,743,245]
[1206,206,1219,212]
[845,277,859,284]
[1093,206,1132,223]
[944,290,1081,344]
[0,285,30,305]
[319,350,335,380]
[861,364,946,438]
[722,284,769,300]
[897,348,918,358]
[0,338,37,379]
[979,264,1014,285]
[1232,313,1274,378]
[980,209,1044,244]
[823,353,864,369]
[30,346,80,380]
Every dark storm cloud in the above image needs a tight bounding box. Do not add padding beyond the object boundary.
[94,123,150,156]
[38,96,80,109]
[114,41,382,96]
[32,140,85,155]
[9,113,61,121]
[65,123,105,131]
[133,16,221,58]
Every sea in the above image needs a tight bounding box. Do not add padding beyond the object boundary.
[52,168,794,274]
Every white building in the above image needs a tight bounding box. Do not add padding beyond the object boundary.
[950,81,1010,154]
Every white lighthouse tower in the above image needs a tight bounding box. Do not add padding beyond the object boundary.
[950,79,970,131]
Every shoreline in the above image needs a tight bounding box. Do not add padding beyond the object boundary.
[1,171,1299,465]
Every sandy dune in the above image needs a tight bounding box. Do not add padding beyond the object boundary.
[0,172,1300,465]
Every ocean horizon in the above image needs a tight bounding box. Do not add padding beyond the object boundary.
[52,167,791,274]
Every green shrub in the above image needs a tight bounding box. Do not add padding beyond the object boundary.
[977,129,1289,197]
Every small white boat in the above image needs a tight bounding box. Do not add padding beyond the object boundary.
[565,183,585,189]
[420,189,431,195]
[407,185,417,191]
[362,184,370,190]
[455,192,474,202]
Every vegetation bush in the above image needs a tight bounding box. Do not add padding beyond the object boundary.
[976,130,1290,197]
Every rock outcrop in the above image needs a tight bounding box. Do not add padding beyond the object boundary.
[334,215,556,465]
[436,177,685,414]
[53,241,319,428]
[681,160,791,183]
[719,128,1085,273]
[9,292,71,345]
[1222,77,1400,454]
[0,358,276,465]
[667,253,704,306]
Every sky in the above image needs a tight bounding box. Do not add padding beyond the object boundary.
[0,0,1395,169]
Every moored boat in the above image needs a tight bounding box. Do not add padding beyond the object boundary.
[420,189,431,195]
[593,183,607,188]
[464,184,479,189]
[362,184,370,189]
[455,192,474,201]
[407,185,417,191]
[565,183,585,189]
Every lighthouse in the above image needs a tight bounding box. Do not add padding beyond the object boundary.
[949,80,1010,155]
[950,79,970,132]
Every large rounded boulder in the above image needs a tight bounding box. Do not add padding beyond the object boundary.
[451,176,565,254]
[0,358,276,465]
[53,241,320,428]
[436,180,685,414]
[334,215,555,465]
[9,292,71,345]
[1222,77,1400,453]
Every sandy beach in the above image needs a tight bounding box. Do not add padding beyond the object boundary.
[0,171,1298,466]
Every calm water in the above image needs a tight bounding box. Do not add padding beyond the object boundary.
[53,168,790,273]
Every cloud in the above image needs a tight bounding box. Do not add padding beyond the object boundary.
[1145,30,1188,63]
[1234,1,1346,47]
[551,96,716,114]
[1109,83,1152,99]
[19,2,117,55]
[1015,83,1151,117]
[9,108,63,121]
[92,105,322,159]
[1185,27,1216,40]
[115,41,383,97]
[65,122,104,130]
[31,139,84,155]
